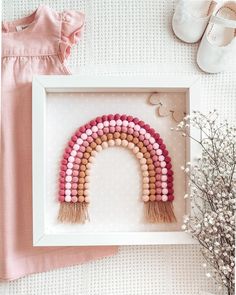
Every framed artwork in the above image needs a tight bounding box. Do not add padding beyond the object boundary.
[32,75,200,246]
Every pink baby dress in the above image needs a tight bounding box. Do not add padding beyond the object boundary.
[1,5,117,280]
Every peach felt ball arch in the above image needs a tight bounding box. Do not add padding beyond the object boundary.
[58,114,176,224]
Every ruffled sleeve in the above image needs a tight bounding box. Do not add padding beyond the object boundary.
[59,10,85,61]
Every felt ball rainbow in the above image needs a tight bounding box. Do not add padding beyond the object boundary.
[58,114,176,224]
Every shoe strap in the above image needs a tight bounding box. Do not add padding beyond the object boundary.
[210,15,236,28]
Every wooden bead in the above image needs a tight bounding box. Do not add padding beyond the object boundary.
[147,158,152,165]
[141,147,147,154]
[142,195,149,202]
[127,135,133,142]
[96,145,102,152]
[84,196,90,203]
[85,176,90,182]
[95,138,102,145]
[136,152,143,159]
[137,142,143,148]
[84,182,89,189]
[143,177,149,184]
[86,163,92,169]
[149,183,155,189]
[140,158,146,165]
[84,189,89,196]
[148,164,155,171]
[91,150,97,157]
[150,177,156,183]
[79,171,85,178]
[78,196,85,203]
[142,171,149,177]
[120,133,127,140]
[128,142,134,149]
[150,189,156,195]
[91,142,97,149]
[144,152,151,158]
[78,183,84,190]
[133,137,139,144]
[115,138,122,145]
[149,170,155,177]
[81,159,88,165]
[85,169,90,176]
[141,164,148,171]
[114,132,120,139]
[143,189,149,195]
[78,190,84,196]
[107,133,113,140]
[80,165,86,171]
[108,139,115,146]
[89,156,95,162]
[102,142,108,149]
[122,140,128,147]
[79,178,85,184]
[143,183,149,189]
[86,147,92,153]
[101,135,107,142]
[133,146,139,154]
[149,195,156,202]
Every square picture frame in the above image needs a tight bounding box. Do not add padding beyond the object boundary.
[32,75,200,246]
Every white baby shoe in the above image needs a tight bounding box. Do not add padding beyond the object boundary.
[172,0,216,43]
[197,1,236,73]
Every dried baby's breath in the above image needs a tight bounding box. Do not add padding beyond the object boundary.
[176,110,235,295]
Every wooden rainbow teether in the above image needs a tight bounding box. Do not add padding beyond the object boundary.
[58,114,176,224]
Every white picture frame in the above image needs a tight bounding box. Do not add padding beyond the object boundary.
[32,75,200,246]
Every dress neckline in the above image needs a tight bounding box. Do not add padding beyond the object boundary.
[2,5,44,35]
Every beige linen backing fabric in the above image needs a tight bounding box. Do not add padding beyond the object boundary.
[1,0,235,294]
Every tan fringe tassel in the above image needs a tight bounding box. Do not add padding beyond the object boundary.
[145,201,176,223]
[58,202,89,224]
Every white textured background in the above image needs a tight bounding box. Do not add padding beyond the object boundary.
[1,0,235,294]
